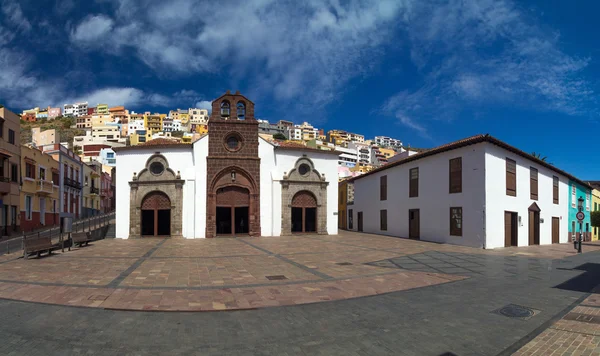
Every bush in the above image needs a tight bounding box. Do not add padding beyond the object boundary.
[273,133,287,140]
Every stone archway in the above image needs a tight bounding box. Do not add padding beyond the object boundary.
[291,191,318,233]
[206,167,260,237]
[281,157,328,235]
[141,192,171,237]
[129,154,184,238]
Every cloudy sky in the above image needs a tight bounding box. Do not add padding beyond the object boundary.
[0,0,598,178]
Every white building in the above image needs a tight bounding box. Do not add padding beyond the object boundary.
[189,108,209,124]
[162,117,174,132]
[348,142,371,165]
[374,136,402,149]
[336,146,358,168]
[92,124,121,141]
[114,92,339,239]
[172,119,182,132]
[349,134,586,249]
[64,102,88,117]
[127,119,145,133]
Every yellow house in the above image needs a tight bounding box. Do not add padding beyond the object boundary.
[91,114,112,127]
[96,104,109,115]
[379,147,396,159]
[20,146,60,231]
[589,181,600,240]
[195,124,208,135]
[129,130,153,146]
[82,159,102,217]
[338,179,355,230]
[144,114,162,132]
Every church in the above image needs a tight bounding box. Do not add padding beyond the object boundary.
[114,91,339,238]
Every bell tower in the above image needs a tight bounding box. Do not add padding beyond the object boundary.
[206,91,261,237]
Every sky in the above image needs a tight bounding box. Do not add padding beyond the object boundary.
[0,0,598,179]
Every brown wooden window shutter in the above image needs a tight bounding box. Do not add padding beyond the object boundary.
[380,175,387,201]
[450,207,462,236]
[530,167,538,200]
[506,158,516,196]
[380,209,387,231]
[553,176,559,204]
[449,157,462,194]
[409,167,419,197]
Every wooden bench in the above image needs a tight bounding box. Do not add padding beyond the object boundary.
[23,235,53,259]
[71,231,92,247]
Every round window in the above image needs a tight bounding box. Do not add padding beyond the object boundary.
[149,162,165,175]
[225,134,242,151]
[298,163,310,176]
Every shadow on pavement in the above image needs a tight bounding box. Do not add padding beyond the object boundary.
[554,263,600,293]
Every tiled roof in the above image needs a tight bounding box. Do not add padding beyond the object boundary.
[587,181,600,190]
[113,138,191,152]
[139,138,183,146]
[349,134,592,189]
[269,139,340,155]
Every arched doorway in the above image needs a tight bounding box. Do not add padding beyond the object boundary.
[141,192,171,237]
[528,203,540,245]
[216,186,249,236]
[291,191,317,233]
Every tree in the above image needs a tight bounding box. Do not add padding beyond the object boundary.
[531,152,547,161]
[592,211,600,228]
[273,133,287,140]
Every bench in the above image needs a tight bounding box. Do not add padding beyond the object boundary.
[71,231,92,247]
[23,235,53,259]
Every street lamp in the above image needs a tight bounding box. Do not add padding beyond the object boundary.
[577,196,584,253]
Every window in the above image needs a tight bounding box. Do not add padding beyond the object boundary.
[25,195,32,220]
[506,158,516,196]
[449,157,462,193]
[150,162,164,175]
[0,120,3,137]
[380,175,387,201]
[595,202,598,211]
[107,152,114,158]
[553,176,559,204]
[586,192,591,211]
[39,167,46,181]
[348,209,353,229]
[450,207,462,236]
[571,185,576,208]
[530,167,538,200]
[8,129,14,144]
[409,167,419,198]
[220,101,230,117]
[298,164,310,176]
[10,164,17,183]
[52,172,59,185]
[25,162,35,179]
[380,209,387,231]
[236,102,246,120]
[75,169,79,182]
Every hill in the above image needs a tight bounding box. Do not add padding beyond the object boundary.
[20,116,85,148]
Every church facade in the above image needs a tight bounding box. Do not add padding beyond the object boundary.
[114,91,339,238]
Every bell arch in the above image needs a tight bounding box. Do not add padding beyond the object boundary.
[281,156,329,235]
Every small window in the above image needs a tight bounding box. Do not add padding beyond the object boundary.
[149,162,164,175]
[298,163,310,176]
[0,120,3,137]
[409,167,419,198]
[506,158,516,197]
[450,207,462,236]
[52,172,59,185]
[380,175,387,201]
[25,162,36,179]
[39,167,46,181]
[226,134,241,151]
[25,196,32,220]
[236,102,246,120]
[553,176,559,204]
[380,209,387,231]
[348,209,353,229]
[530,167,538,200]
[8,129,15,144]
[449,157,462,193]
[10,164,18,183]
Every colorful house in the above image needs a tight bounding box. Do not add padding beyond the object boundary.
[568,180,593,241]
[588,181,600,241]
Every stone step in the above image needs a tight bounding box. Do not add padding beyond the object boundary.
[105,224,116,239]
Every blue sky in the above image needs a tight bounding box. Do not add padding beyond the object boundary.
[0,0,598,179]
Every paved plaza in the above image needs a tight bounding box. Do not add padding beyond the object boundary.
[0,230,599,355]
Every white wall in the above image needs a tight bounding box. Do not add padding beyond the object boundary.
[259,138,276,236]
[484,143,570,248]
[192,137,208,238]
[115,147,194,239]
[351,143,487,248]
[271,149,339,235]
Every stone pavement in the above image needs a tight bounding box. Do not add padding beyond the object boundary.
[0,231,599,355]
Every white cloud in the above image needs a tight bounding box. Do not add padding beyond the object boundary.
[70,15,114,42]
[195,100,212,113]
[1,0,31,33]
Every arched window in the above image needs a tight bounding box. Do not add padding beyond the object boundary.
[236,102,246,120]
[220,101,230,118]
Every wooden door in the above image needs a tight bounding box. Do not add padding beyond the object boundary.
[551,217,559,244]
[357,212,363,232]
[504,212,512,247]
[528,211,534,246]
[409,209,420,240]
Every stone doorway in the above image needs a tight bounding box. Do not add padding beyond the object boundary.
[291,191,317,233]
[141,192,171,237]
[215,186,250,236]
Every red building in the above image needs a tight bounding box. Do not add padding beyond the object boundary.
[87,107,97,115]
[22,113,37,122]
[100,171,113,213]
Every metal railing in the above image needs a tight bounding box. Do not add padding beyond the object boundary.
[0,211,115,256]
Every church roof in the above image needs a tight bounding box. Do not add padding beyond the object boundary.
[113,138,191,152]
[270,139,340,155]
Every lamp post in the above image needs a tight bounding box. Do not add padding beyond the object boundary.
[577,196,584,254]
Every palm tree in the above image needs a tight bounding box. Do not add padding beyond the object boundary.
[531,152,547,161]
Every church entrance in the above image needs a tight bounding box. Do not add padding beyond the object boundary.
[141,192,171,237]
[216,186,249,236]
[291,191,317,233]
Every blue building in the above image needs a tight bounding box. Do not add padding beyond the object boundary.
[568,180,593,241]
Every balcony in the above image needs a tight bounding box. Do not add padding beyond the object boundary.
[90,186,99,195]
[36,180,54,195]
[0,177,10,195]
[101,188,109,197]
[64,177,82,190]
